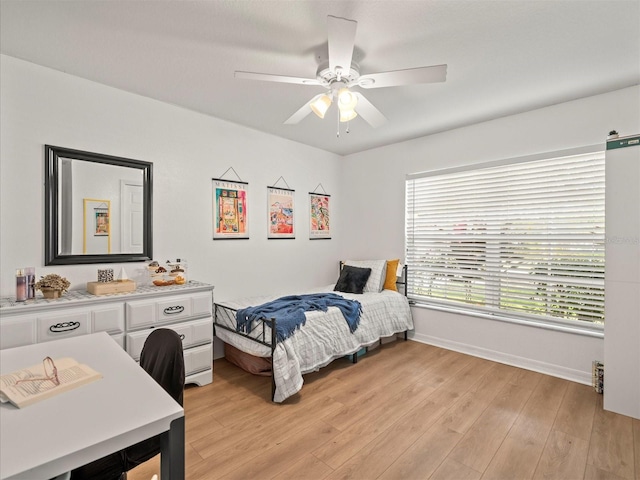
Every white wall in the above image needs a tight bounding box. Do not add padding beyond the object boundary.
[0,54,343,302]
[341,85,640,386]
[3,53,639,400]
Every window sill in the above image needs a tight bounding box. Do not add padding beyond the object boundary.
[409,300,604,339]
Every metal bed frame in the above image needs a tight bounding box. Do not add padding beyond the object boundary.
[213,264,409,401]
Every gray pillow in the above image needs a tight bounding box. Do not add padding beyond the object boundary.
[334,265,372,294]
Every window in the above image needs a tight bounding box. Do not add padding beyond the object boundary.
[405,149,605,329]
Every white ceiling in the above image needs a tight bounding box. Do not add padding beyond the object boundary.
[1,0,639,156]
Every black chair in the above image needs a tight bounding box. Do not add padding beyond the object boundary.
[123,328,185,472]
[71,329,185,480]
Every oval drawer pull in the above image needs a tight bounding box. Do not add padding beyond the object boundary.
[49,321,81,333]
[163,305,185,315]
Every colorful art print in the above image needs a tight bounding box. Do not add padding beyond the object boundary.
[213,179,249,239]
[94,210,109,236]
[309,193,330,239]
[268,187,295,239]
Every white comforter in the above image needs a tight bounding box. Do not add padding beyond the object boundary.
[215,286,413,402]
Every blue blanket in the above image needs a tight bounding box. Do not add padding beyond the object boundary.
[236,293,362,342]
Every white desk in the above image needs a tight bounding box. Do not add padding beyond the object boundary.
[0,332,184,480]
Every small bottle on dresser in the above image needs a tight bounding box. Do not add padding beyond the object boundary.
[25,267,35,299]
[16,269,27,302]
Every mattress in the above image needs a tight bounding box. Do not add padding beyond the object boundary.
[214,285,413,402]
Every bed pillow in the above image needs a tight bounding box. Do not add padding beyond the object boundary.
[383,259,400,291]
[344,259,387,293]
[334,265,372,294]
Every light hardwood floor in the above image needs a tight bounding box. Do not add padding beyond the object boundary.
[129,340,640,480]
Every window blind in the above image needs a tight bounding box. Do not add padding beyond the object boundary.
[406,151,605,327]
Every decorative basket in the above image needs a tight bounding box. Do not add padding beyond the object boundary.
[41,288,63,299]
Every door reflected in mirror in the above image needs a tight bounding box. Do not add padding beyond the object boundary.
[45,146,153,265]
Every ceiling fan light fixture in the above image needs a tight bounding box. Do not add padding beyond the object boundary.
[337,87,357,111]
[310,94,332,119]
[339,108,358,123]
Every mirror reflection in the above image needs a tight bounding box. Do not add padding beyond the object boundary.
[45,146,153,265]
[58,159,144,255]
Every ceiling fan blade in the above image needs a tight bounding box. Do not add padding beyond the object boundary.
[353,92,387,128]
[327,15,357,77]
[235,71,322,86]
[358,64,447,89]
[284,94,325,124]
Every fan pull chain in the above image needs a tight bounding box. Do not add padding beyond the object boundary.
[336,106,340,138]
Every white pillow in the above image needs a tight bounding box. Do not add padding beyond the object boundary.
[344,260,387,293]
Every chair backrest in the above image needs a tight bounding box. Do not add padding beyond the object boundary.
[124,328,185,471]
[139,328,185,406]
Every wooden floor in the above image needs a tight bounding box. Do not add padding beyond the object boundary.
[129,340,640,480]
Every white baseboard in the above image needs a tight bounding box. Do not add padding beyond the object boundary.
[410,332,593,386]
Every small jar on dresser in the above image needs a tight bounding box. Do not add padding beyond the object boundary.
[0,280,214,386]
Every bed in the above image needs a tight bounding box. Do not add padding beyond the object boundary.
[213,260,414,402]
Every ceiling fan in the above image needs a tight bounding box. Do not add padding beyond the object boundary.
[235,15,447,132]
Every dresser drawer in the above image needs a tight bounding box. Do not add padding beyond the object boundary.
[91,305,125,335]
[125,317,213,360]
[0,315,37,349]
[126,293,212,331]
[185,343,212,376]
[156,293,211,322]
[191,292,213,317]
[125,301,156,330]
[156,297,192,323]
[37,310,91,342]
[2,307,123,347]
[111,333,125,350]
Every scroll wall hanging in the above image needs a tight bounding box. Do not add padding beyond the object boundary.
[213,167,249,239]
[268,176,295,239]
[309,183,331,240]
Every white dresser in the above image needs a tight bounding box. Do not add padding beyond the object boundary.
[0,281,214,386]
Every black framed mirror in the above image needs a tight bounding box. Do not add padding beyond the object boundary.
[45,145,153,265]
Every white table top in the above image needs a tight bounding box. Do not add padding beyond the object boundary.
[0,332,184,480]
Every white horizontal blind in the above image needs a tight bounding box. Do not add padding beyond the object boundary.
[406,151,605,326]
